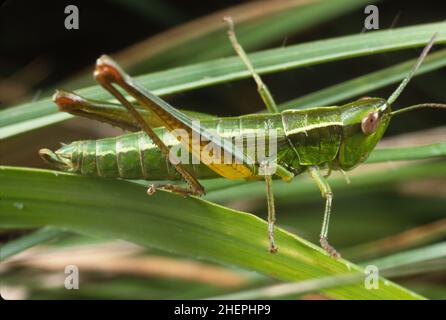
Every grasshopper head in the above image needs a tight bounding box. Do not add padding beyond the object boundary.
[336,97,392,170]
[336,33,442,171]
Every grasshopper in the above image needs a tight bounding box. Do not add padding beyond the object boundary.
[40,18,446,258]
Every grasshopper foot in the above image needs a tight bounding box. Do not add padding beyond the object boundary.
[320,237,341,259]
[147,184,204,197]
[147,184,157,196]
[268,221,278,253]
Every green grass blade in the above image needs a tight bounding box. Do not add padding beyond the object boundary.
[211,272,373,300]
[364,242,446,270]
[0,166,422,299]
[1,21,446,139]
[0,227,63,261]
[212,242,446,300]
[278,49,446,110]
[367,142,446,163]
[146,0,379,68]
[66,0,350,87]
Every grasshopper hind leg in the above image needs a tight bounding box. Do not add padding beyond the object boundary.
[93,55,206,197]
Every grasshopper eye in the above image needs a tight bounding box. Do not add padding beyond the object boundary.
[361,112,379,135]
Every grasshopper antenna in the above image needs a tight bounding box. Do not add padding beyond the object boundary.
[389,33,446,116]
[388,33,437,105]
[391,103,446,116]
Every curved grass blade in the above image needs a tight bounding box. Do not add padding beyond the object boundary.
[0,166,422,299]
[1,21,446,139]
[211,242,446,300]
[141,0,378,68]
[364,241,446,271]
[62,0,322,90]
[366,142,446,163]
[0,227,63,261]
[278,49,446,110]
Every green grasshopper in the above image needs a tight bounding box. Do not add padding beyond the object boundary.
[40,18,446,258]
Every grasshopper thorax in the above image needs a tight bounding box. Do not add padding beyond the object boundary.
[336,97,392,171]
